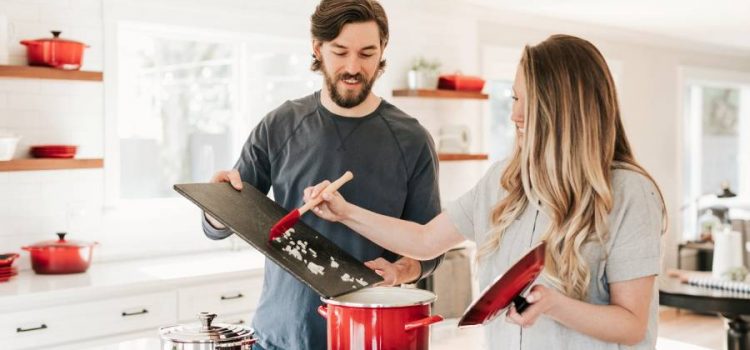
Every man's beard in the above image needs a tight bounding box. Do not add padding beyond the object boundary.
[321,62,376,109]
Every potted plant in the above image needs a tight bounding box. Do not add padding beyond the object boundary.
[407,57,441,89]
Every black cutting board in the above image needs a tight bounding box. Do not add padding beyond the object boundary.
[174,182,382,298]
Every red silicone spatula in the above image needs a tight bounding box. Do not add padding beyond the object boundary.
[269,171,354,241]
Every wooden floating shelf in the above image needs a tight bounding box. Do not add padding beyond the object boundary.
[392,89,488,100]
[0,158,104,172]
[438,153,489,161]
[0,65,103,81]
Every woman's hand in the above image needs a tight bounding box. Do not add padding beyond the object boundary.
[505,284,561,328]
[303,180,352,222]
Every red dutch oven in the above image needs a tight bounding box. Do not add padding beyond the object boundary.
[318,287,444,350]
[22,232,98,274]
[20,31,88,70]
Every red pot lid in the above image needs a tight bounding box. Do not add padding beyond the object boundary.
[24,232,96,250]
[457,241,546,328]
[25,31,86,46]
[30,145,78,150]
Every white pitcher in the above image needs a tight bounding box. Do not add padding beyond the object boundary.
[711,227,744,280]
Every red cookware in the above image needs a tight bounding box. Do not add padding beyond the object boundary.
[0,266,18,280]
[458,241,546,327]
[30,145,78,159]
[159,312,257,349]
[20,31,88,70]
[22,232,98,274]
[437,74,485,92]
[0,253,19,268]
[318,287,443,350]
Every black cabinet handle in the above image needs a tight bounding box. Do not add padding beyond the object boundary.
[17,324,47,333]
[121,309,149,317]
[220,293,244,300]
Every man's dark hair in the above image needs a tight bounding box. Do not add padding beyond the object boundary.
[310,0,388,72]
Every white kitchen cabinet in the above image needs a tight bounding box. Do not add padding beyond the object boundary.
[0,250,265,350]
[0,291,176,349]
[215,311,255,327]
[178,277,262,321]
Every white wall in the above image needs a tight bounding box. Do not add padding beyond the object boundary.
[1,0,749,269]
[0,0,107,270]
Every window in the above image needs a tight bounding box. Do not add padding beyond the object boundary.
[682,71,750,240]
[118,31,239,198]
[115,25,320,200]
[485,80,516,161]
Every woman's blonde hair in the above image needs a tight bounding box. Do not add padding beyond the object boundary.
[478,34,666,300]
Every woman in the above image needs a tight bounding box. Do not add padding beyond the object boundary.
[306,34,666,349]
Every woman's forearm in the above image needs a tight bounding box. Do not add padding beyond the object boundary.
[548,295,647,345]
[341,204,451,260]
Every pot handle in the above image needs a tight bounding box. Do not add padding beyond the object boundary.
[404,314,444,331]
[317,305,328,319]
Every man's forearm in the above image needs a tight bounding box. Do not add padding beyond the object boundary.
[205,212,226,229]
[202,213,232,240]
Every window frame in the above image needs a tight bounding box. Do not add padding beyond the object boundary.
[678,66,750,239]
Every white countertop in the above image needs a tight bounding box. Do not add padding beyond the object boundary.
[0,249,266,311]
[84,319,487,350]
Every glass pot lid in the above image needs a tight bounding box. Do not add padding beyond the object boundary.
[159,312,254,345]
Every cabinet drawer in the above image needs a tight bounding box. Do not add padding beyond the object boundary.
[0,291,176,349]
[215,312,255,327]
[178,278,261,321]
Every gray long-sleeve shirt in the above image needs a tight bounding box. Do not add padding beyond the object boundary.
[202,91,442,350]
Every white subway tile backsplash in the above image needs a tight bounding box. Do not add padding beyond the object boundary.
[37,80,102,96]
[6,92,40,110]
[0,1,41,22]
[69,0,101,12]
[0,79,40,93]
[38,95,73,113]
[14,127,73,151]
[0,0,105,257]
[8,20,52,44]
[0,110,43,129]
[21,0,72,7]
[7,54,26,65]
[0,181,42,200]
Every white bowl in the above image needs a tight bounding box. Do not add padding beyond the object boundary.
[0,133,20,161]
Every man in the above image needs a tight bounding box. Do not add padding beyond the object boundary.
[202,1,442,349]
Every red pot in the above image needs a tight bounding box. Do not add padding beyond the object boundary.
[22,232,97,274]
[437,74,485,92]
[20,31,88,70]
[318,287,443,350]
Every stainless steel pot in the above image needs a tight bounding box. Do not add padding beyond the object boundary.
[159,312,256,350]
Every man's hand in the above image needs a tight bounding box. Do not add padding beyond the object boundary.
[205,169,243,229]
[365,257,422,286]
